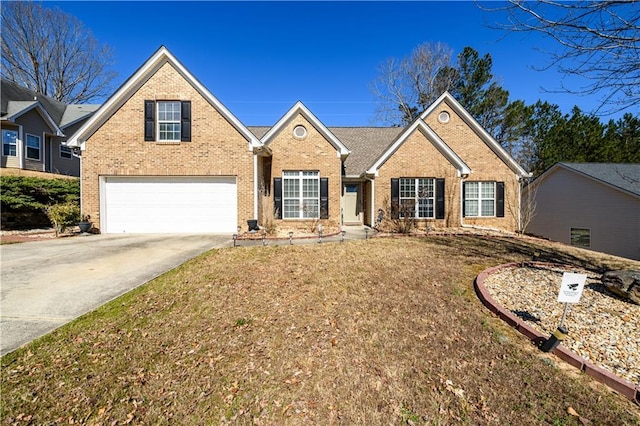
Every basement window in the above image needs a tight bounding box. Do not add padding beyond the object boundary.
[570,228,591,248]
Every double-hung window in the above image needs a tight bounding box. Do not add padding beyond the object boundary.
[60,144,73,159]
[26,134,41,160]
[464,181,495,217]
[157,101,181,141]
[2,129,17,156]
[144,100,191,142]
[399,178,435,218]
[282,171,320,219]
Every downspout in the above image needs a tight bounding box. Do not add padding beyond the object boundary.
[365,176,375,226]
[49,136,53,172]
[517,177,522,233]
[459,176,465,228]
[41,132,46,172]
[18,126,24,169]
[253,153,258,222]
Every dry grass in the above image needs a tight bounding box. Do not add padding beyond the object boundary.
[2,236,639,425]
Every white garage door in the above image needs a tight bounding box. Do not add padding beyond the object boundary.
[102,176,237,233]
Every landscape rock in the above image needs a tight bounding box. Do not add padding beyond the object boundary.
[602,270,640,305]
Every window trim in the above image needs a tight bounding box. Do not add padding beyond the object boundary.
[464,181,496,217]
[26,133,41,160]
[145,100,191,142]
[157,101,182,142]
[398,177,435,219]
[282,170,320,219]
[2,128,18,157]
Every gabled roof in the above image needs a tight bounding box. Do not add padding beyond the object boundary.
[1,78,98,135]
[260,101,350,159]
[248,126,401,176]
[421,91,531,178]
[66,46,260,148]
[2,100,62,136]
[533,163,640,198]
[1,78,67,123]
[366,118,472,177]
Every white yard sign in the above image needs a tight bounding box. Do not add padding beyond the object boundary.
[557,272,587,304]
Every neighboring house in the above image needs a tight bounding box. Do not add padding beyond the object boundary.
[1,78,99,176]
[523,163,640,260]
[66,46,530,234]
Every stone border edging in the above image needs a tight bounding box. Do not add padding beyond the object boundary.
[237,230,342,242]
[475,261,640,403]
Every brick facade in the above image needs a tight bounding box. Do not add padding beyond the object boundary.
[374,98,522,232]
[263,114,342,230]
[81,61,255,231]
[423,100,521,231]
[74,48,527,234]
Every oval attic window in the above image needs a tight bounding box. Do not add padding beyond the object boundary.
[438,111,450,123]
[293,125,307,139]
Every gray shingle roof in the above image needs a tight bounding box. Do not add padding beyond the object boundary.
[1,78,67,123]
[331,127,403,176]
[1,78,99,129]
[561,163,640,197]
[60,104,101,129]
[248,126,402,176]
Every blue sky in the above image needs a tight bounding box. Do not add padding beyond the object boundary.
[47,1,636,126]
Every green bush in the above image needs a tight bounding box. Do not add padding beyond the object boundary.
[0,176,80,230]
[1,176,79,209]
[46,203,80,235]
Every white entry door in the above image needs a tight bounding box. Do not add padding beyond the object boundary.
[102,176,237,233]
[342,183,361,224]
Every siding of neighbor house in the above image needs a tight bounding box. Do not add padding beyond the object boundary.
[81,61,255,231]
[374,99,520,231]
[526,167,640,260]
[52,121,82,176]
[13,109,50,172]
[264,114,342,228]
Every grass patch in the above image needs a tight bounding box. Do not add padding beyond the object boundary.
[2,236,639,424]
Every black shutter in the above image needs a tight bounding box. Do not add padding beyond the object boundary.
[391,178,399,219]
[320,177,329,219]
[273,178,282,219]
[435,178,445,219]
[496,181,505,218]
[462,182,467,217]
[181,101,191,142]
[144,100,155,141]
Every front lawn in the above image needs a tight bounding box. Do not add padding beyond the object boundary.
[2,236,639,424]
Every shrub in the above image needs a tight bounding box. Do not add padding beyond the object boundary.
[376,196,416,234]
[259,193,278,235]
[46,203,80,236]
[0,176,80,230]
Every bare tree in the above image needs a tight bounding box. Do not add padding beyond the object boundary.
[370,42,455,125]
[482,1,640,114]
[1,1,116,103]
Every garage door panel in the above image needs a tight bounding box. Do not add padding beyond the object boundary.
[103,177,237,233]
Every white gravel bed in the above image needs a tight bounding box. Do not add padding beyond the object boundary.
[483,264,639,385]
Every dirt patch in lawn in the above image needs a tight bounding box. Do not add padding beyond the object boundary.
[2,236,639,425]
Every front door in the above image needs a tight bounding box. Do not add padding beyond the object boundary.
[342,183,361,224]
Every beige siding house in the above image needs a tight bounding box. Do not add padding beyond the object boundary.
[67,46,530,234]
[524,163,640,260]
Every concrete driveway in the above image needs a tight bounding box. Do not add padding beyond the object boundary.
[1,233,230,356]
